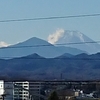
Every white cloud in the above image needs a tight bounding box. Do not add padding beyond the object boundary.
[0,41,10,47]
[48,29,65,44]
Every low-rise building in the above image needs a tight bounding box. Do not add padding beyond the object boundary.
[29,81,45,100]
[4,82,13,100]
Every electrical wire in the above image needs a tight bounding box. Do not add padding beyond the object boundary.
[0,41,100,49]
[0,13,100,23]
[0,56,100,60]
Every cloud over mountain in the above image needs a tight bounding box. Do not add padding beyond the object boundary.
[0,41,10,47]
[48,29,64,44]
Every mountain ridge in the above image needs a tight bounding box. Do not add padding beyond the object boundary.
[0,53,100,80]
[0,37,86,58]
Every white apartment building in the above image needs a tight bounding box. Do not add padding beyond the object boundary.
[0,80,4,100]
[0,80,4,95]
[13,81,29,100]
[13,81,45,100]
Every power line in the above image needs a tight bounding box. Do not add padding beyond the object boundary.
[0,56,100,60]
[56,41,100,46]
[0,13,100,23]
[0,41,100,49]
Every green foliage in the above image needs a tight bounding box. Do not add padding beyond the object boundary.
[48,91,59,100]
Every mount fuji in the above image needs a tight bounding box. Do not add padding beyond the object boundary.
[54,30,100,54]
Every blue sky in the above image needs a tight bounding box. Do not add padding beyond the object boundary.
[0,0,100,45]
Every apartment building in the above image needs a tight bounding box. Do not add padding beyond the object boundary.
[4,82,13,100]
[29,81,45,100]
[0,80,4,100]
[13,81,29,100]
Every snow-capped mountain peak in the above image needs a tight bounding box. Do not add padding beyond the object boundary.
[56,30,92,44]
[48,30,100,54]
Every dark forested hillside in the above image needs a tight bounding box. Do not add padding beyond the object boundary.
[0,53,100,80]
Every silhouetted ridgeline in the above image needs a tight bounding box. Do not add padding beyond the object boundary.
[0,53,100,80]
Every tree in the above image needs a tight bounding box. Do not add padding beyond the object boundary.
[48,91,59,100]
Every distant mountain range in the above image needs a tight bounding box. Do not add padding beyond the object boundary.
[0,37,86,58]
[0,30,100,59]
[0,30,100,80]
[0,53,100,80]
